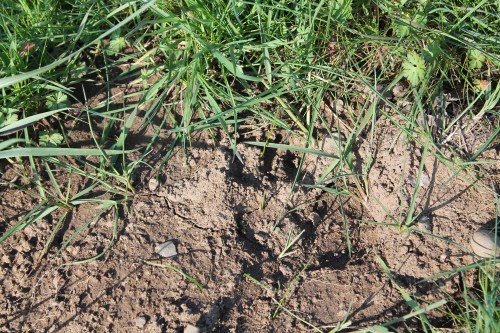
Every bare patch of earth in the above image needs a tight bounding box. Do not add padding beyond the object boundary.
[0,104,498,332]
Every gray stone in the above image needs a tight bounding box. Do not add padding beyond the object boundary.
[155,241,177,258]
[471,229,500,258]
[149,178,159,191]
[184,324,200,333]
[135,316,147,328]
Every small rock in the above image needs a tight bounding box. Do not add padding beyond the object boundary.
[439,251,449,263]
[149,178,159,191]
[420,173,431,187]
[184,324,200,333]
[155,241,177,258]
[333,99,344,112]
[471,229,500,258]
[136,316,147,328]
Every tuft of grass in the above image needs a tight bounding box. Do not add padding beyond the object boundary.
[451,262,500,333]
[0,0,156,267]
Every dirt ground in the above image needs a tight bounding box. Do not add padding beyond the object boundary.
[0,84,499,332]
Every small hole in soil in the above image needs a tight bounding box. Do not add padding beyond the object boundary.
[281,151,299,180]
[316,250,350,269]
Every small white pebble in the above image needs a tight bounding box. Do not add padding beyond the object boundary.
[184,324,200,333]
[136,316,147,328]
[155,241,177,258]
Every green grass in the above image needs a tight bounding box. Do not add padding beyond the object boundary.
[0,0,499,331]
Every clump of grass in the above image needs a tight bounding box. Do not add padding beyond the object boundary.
[0,0,157,263]
[443,206,500,332]
[452,262,500,332]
